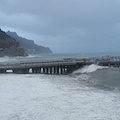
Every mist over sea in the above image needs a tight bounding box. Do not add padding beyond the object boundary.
[0,53,120,120]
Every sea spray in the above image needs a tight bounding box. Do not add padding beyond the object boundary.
[72,64,120,90]
[73,64,107,74]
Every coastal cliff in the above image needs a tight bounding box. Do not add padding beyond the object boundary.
[0,29,27,57]
[6,31,52,55]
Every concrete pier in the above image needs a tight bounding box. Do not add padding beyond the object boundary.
[29,65,80,75]
[0,59,85,74]
[0,56,120,74]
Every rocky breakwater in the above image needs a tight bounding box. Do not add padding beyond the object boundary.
[0,29,27,57]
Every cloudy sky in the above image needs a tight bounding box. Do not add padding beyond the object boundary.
[0,0,120,53]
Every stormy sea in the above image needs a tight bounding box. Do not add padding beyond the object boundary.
[0,53,120,120]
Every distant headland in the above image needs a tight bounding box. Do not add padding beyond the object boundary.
[0,29,27,57]
[6,31,52,55]
[0,29,52,57]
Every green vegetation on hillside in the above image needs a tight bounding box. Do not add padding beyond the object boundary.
[0,29,27,57]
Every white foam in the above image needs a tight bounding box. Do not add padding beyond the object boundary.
[78,74,90,81]
[0,74,120,120]
[0,56,16,63]
[27,54,39,58]
[73,64,106,74]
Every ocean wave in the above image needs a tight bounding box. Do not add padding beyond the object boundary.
[27,54,42,58]
[72,65,120,90]
[0,74,120,119]
[0,56,17,62]
[73,64,107,74]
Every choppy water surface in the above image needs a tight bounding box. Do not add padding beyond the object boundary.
[73,64,120,91]
[0,73,120,120]
[0,53,120,120]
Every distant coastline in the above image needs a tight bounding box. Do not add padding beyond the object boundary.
[0,29,52,57]
[6,31,52,55]
[0,29,27,57]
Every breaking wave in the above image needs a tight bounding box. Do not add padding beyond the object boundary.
[73,64,107,74]
[72,64,120,91]
[0,56,16,62]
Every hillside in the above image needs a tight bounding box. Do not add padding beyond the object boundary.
[6,31,52,54]
[0,29,27,57]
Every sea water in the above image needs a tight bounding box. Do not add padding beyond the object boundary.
[0,53,120,120]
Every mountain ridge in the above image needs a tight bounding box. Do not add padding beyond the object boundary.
[6,31,52,55]
[0,29,27,57]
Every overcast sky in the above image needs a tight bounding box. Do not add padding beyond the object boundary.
[0,0,120,53]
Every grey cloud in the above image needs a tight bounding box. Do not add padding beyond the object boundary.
[0,0,120,53]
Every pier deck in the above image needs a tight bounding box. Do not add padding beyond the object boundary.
[0,56,120,74]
